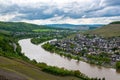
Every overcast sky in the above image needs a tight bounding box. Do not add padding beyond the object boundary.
[0,0,120,24]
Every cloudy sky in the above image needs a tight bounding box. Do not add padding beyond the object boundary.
[0,0,120,24]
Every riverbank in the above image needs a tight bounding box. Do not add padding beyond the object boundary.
[31,36,116,69]
[42,42,114,69]
[19,38,120,80]
[18,39,103,80]
[41,33,120,70]
[0,32,94,80]
[31,37,54,44]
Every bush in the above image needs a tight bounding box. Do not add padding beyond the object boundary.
[116,61,120,70]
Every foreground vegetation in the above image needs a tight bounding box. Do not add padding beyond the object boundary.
[0,56,82,80]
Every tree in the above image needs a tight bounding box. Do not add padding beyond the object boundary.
[102,77,105,80]
[116,61,120,70]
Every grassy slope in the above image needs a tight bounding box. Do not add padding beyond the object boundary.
[87,24,120,37]
[0,56,80,80]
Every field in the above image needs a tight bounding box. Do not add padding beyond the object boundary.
[33,29,56,32]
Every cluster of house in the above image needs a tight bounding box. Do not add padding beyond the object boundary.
[50,34,120,61]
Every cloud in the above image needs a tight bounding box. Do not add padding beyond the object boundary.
[101,0,120,6]
[0,12,25,21]
[87,6,120,18]
[20,16,120,25]
[0,0,120,24]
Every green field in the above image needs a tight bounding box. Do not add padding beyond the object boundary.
[33,29,56,32]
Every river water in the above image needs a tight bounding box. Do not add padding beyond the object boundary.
[18,39,120,80]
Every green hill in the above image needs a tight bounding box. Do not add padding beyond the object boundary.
[0,21,47,32]
[87,21,120,37]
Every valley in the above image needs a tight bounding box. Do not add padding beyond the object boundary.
[0,21,120,80]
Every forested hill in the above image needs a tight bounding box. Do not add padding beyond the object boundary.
[0,21,48,32]
[87,21,120,37]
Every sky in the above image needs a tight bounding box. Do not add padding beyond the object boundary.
[0,0,120,25]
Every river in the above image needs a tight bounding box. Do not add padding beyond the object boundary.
[18,38,120,80]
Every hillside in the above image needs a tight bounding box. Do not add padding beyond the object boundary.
[87,22,120,37]
[45,24,104,30]
[0,56,80,80]
[0,22,48,32]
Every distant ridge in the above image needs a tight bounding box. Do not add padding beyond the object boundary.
[45,24,104,30]
[87,21,120,37]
